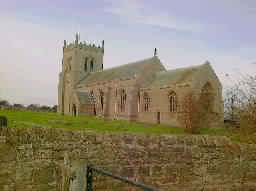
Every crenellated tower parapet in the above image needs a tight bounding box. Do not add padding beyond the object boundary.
[63,33,104,54]
[58,33,105,115]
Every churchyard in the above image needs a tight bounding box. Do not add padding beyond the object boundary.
[0,108,255,144]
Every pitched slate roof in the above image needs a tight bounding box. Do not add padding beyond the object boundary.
[78,56,166,85]
[148,63,208,88]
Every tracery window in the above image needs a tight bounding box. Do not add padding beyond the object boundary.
[120,89,127,112]
[169,91,177,112]
[201,82,214,112]
[143,92,150,112]
[89,90,96,104]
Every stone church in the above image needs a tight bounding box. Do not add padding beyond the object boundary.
[58,34,224,128]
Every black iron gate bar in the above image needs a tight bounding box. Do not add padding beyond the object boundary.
[86,165,160,191]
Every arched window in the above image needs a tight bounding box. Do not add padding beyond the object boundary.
[90,60,94,71]
[169,91,177,112]
[84,57,88,72]
[201,82,214,112]
[201,82,212,95]
[120,89,126,112]
[137,92,140,112]
[89,90,97,116]
[143,92,150,112]
[89,90,95,104]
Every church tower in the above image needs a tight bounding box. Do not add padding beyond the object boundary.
[58,33,104,114]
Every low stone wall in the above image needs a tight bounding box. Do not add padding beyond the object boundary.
[0,127,256,191]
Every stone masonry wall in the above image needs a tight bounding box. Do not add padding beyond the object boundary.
[0,127,256,191]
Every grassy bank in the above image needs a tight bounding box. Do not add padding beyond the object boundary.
[0,109,186,135]
[0,109,255,143]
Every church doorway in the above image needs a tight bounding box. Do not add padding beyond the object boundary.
[72,104,77,117]
[93,106,97,116]
[157,112,160,124]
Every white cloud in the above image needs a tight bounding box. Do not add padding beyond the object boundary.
[104,0,203,33]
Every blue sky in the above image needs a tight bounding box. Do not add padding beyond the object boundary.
[0,0,256,106]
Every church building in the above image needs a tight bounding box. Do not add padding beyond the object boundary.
[58,34,224,128]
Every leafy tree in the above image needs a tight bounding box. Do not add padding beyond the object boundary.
[51,105,57,112]
[27,104,40,111]
[40,105,51,111]
[0,100,10,107]
[13,103,24,108]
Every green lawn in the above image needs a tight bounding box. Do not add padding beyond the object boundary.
[0,109,254,143]
[0,109,186,136]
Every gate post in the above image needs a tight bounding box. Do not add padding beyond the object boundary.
[0,116,8,127]
[86,165,93,191]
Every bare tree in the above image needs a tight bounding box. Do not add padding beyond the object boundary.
[224,73,256,135]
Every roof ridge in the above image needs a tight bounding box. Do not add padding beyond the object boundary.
[164,63,207,73]
[148,62,208,88]
[101,56,157,72]
[76,56,157,86]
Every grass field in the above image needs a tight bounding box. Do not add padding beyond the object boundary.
[0,109,255,143]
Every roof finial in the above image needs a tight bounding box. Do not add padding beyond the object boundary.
[154,48,157,57]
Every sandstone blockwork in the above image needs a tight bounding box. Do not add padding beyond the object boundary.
[1,127,256,191]
[58,35,224,128]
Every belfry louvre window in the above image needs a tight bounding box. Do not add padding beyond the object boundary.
[120,89,126,112]
[169,91,177,112]
[143,92,150,112]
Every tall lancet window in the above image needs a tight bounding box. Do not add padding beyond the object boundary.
[120,89,126,112]
[169,91,177,112]
[143,92,150,112]
[137,92,140,112]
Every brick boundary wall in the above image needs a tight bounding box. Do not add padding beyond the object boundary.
[0,127,256,191]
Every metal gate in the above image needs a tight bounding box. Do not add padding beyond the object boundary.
[86,165,160,191]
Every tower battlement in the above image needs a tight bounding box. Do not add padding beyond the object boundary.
[63,33,104,53]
